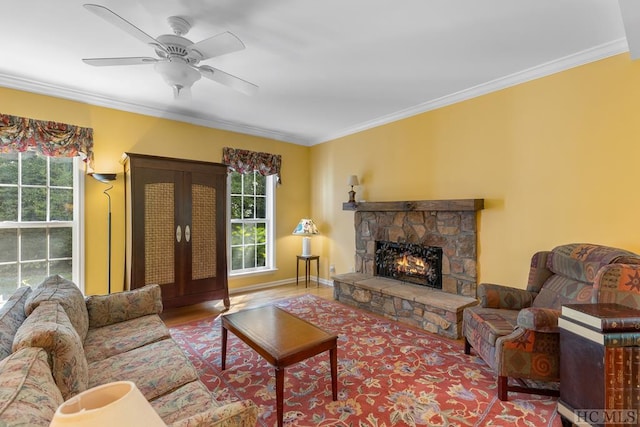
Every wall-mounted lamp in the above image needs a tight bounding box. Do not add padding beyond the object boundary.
[347,175,359,204]
[292,219,319,257]
[90,173,117,294]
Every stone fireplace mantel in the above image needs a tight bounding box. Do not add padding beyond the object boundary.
[342,199,484,212]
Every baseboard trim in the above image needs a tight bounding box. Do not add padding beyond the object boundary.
[229,277,333,295]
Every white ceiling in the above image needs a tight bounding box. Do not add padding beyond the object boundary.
[0,1,632,146]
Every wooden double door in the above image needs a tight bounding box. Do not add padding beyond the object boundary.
[123,153,229,309]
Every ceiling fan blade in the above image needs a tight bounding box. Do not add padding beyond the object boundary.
[198,65,258,96]
[83,4,166,52]
[189,32,245,60]
[83,57,159,66]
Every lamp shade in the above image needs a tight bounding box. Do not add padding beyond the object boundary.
[50,381,165,427]
[292,219,318,257]
[292,219,319,236]
[347,175,359,186]
[90,173,117,184]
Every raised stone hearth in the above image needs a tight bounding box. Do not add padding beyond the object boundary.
[335,199,483,338]
[333,272,477,339]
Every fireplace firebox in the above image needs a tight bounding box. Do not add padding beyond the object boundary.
[374,241,442,289]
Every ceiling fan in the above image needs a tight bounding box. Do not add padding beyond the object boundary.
[82,3,258,98]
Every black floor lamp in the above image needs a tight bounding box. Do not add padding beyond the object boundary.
[91,173,117,294]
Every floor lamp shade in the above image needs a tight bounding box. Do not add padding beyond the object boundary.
[292,218,319,257]
[50,381,165,426]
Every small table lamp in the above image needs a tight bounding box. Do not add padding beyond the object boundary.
[50,381,165,426]
[292,218,319,257]
[347,175,359,203]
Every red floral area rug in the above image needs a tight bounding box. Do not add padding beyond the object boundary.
[170,294,562,426]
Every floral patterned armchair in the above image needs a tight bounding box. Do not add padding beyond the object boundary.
[462,243,640,400]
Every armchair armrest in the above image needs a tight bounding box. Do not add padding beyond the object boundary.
[477,283,537,309]
[86,284,163,329]
[169,400,259,427]
[516,307,560,332]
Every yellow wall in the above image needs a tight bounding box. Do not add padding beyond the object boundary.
[6,52,640,295]
[312,53,640,288]
[2,87,310,295]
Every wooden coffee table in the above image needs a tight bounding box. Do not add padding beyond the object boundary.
[221,305,338,427]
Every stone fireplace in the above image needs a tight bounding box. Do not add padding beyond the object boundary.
[333,199,483,338]
[354,199,482,297]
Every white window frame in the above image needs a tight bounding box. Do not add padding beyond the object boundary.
[0,154,84,302]
[227,172,276,276]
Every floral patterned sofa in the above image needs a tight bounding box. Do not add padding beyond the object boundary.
[0,275,258,426]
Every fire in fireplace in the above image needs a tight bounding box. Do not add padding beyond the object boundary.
[375,241,442,289]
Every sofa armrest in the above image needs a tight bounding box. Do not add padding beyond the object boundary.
[86,284,163,329]
[477,283,536,309]
[169,400,259,427]
[495,327,560,381]
[517,307,560,332]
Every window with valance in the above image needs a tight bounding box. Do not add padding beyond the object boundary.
[0,113,92,301]
[0,113,94,168]
[222,147,280,275]
[222,146,281,184]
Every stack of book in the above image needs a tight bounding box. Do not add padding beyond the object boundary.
[558,303,640,424]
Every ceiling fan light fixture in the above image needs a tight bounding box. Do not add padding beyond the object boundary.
[82,4,256,96]
[154,59,201,98]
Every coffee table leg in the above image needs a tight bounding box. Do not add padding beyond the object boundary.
[330,346,338,400]
[276,367,284,427]
[221,325,227,370]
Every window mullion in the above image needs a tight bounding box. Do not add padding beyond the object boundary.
[17,153,22,222]
[46,156,50,222]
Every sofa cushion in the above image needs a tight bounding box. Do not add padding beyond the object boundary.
[0,286,32,360]
[0,347,64,426]
[13,301,89,400]
[152,381,260,427]
[88,338,199,401]
[169,401,260,427]
[84,314,171,363]
[531,275,593,310]
[86,284,163,329]
[25,274,89,341]
[150,380,217,424]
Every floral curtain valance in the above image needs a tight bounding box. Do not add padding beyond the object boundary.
[222,147,282,184]
[0,113,94,168]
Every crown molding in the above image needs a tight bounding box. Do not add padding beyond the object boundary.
[313,38,629,145]
[1,38,629,148]
[0,73,306,145]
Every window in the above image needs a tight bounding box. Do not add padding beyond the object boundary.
[0,152,83,303]
[229,171,275,274]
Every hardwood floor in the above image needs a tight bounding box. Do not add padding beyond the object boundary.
[161,282,334,327]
